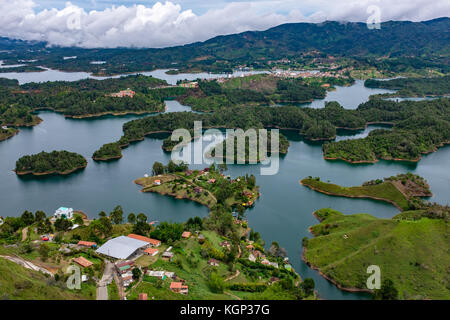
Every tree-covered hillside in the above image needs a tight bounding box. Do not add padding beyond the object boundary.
[0,18,448,75]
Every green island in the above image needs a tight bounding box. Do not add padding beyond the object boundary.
[0,75,169,131]
[208,131,290,163]
[92,142,123,161]
[0,169,315,300]
[300,174,449,299]
[15,151,88,176]
[94,97,450,162]
[135,161,260,210]
[300,173,433,211]
[365,75,450,98]
[177,75,343,112]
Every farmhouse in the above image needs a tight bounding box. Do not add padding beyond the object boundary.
[73,256,93,268]
[170,282,189,294]
[77,241,97,248]
[96,236,149,260]
[144,248,159,256]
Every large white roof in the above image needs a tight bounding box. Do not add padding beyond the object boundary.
[96,236,148,259]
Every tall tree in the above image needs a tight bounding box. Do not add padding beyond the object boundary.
[110,205,123,225]
[127,213,136,224]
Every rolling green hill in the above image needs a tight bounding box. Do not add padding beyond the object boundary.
[0,257,86,300]
[303,208,450,300]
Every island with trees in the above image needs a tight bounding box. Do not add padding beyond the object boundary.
[135,161,260,212]
[0,75,169,133]
[92,142,123,161]
[93,97,450,163]
[301,174,449,300]
[365,75,450,97]
[15,150,88,176]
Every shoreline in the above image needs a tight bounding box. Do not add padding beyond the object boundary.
[299,179,404,211]
[302,210,373,294]
[15,163,87,177]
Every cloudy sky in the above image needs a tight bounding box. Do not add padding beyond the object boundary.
[1,0,449,48]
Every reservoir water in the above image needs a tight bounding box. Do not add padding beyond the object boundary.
[0,71,449,300]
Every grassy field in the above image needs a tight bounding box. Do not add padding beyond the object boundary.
[0,257,89,300]
[301,177,410,210]
[304,208,450,299]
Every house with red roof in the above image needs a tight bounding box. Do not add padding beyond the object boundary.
[127,234,161,247]
[170,282,189,294]
[73,256,93,268]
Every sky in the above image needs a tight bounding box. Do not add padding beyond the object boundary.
[0,0,449,48]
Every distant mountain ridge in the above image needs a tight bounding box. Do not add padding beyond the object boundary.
[0,18,448,73]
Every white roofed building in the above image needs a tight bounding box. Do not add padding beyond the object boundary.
[96,236,149,260]
[54,207,73,219]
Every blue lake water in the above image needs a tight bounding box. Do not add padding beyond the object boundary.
[0,71,448,299]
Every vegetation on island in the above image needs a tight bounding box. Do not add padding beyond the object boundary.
[179,76,329,112]
[15,150,87,176]
[302,206,449,300]
[208,131,290,163]
[365,75,450,97]
[301,173,433,211]
[92,142,122,161]
[136,162,260,212]
[0,75,168,132]
[94,97,450,163]
[323,98,450,163]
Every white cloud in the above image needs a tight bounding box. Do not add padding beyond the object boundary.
[0,0,448,48]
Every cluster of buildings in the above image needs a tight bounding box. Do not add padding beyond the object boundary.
[108,88,136,98]
[246,242,283,269]
[116,260,135,287]
[178,81,198,88]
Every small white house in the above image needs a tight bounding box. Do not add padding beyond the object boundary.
[54,207,73,219]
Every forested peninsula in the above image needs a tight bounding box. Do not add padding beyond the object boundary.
[15,151,87,176]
